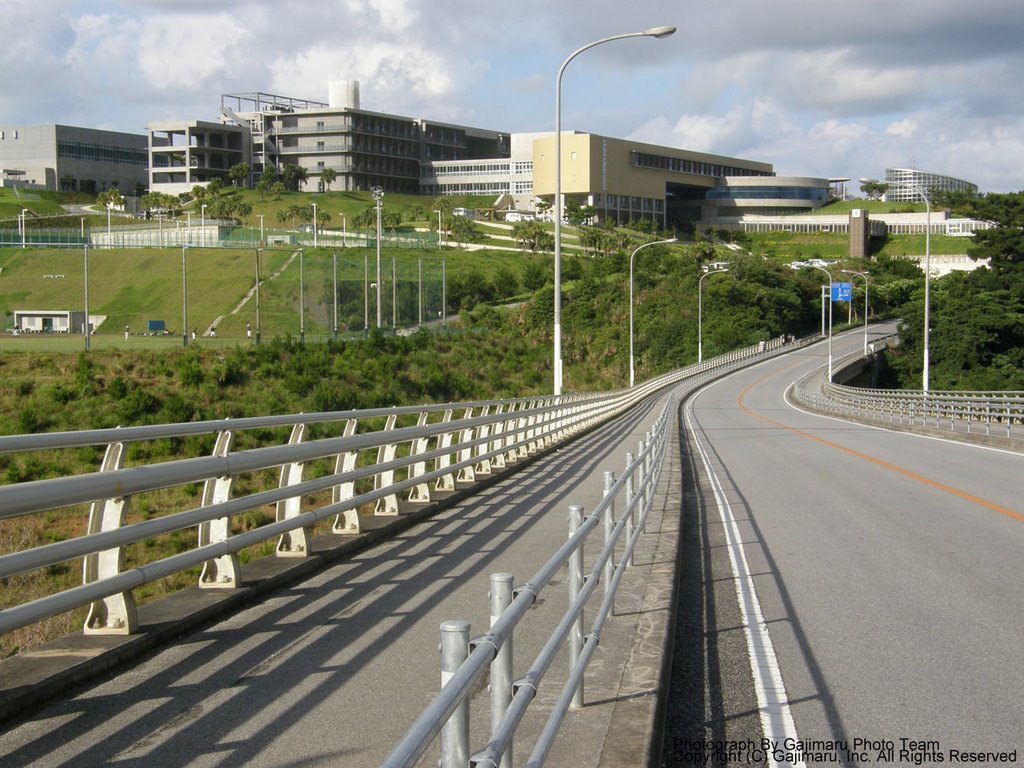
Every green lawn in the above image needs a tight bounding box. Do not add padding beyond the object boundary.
[0,241,547,341]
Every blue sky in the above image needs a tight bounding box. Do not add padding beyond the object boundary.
[4,0,1024,192]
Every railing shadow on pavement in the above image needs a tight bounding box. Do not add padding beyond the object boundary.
[0,334,807,764]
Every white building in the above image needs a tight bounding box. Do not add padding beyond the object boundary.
[0,124,148,195]
[883,168,978,203]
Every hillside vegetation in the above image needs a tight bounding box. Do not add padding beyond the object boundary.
[8,186,1024,656]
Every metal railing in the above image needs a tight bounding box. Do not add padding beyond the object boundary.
[792,339,1024,442]
[381,387,677,768]
[0,336,794,644]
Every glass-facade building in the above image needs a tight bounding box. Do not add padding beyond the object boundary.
[884,168,978,203]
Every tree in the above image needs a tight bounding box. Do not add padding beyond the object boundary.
[513,221,551,252]
[522,260,549,291]
[228,162,251,188]
[859,180,889,200]
[281,164,308,192]
[565,199,586,227]
[960,192,1024,276]
[97,188,124,210]
[320,167,337,192]
[448,216,477,246]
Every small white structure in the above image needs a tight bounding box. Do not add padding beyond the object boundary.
[13,309,88,334]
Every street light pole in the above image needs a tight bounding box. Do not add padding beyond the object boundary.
[201,204,207,248]
[333,250,339,340]
[699,267,729,365]
[921,189,932,393]
[628,237,678,387]
[553,25,676,395]
[373,187,384,328]
[181,244,190,348]
[298,248,305,343]
[312,202,318,248]
[843,269,870,355]
[807,263,834,381]
[889,182,932,392]
[255,247,262,344]
[83,244,90,351]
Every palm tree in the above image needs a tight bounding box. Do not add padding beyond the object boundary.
[320,167,337,192]
[229,162,251,188]
[282,164,308,192]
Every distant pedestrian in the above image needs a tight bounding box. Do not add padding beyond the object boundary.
[124,325,129,342]
[191,328,197,341]
[246,322,252,339]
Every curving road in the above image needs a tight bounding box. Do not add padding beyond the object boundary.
[663,327,1024,767]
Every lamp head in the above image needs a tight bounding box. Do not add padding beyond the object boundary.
[644,26,677,38]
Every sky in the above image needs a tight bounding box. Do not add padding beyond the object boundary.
[4,0,1024,193]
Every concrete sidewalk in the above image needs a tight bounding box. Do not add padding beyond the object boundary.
[0,391,684,768]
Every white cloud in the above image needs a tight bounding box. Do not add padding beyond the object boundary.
[136,14,251,91]
[4,1,1024,191]
[884,119,917,138]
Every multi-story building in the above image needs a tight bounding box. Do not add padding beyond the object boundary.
[0,124,148,195]
[148,120,249,196]
[419,132,537,201]
[883,168,978,203]
[213,81,509,196]
[531,132,775,228]
[147,80,793,231]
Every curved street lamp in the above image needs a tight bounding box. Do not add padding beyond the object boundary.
[805,263,834,381]
[181,244,191,348]
[843,269,870,355]
[372,187,384,328]
[698,267,729,364]
[628,237,678,387]
[298,248,305,344]
[886,181,931,391]
[553,25,676,395]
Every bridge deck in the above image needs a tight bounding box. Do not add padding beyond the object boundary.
[0,392,682,768]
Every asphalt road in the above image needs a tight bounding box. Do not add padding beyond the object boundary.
[662,327,1024,767]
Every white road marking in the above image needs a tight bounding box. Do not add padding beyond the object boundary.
[685,383,804,767]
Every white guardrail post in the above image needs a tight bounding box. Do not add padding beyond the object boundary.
[198,429,240,588]
[567,504,585,711]
[440,620,471,768]
[602,471,616,617]
[489,572,514,768]
[82,439,137,635]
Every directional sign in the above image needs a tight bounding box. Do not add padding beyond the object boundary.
[832,281,853,302]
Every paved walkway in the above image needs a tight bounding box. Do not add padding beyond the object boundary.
[0,390,684,768]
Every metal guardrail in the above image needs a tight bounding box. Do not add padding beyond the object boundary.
[0,335,793,644]
[792,337,1024,442]
[381,387,677,768]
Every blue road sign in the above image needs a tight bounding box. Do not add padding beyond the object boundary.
[832,282,853,302]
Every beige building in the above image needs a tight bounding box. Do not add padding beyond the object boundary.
[531,132,774,228]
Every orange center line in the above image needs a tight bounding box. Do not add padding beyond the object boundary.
[733,368,1024,524]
